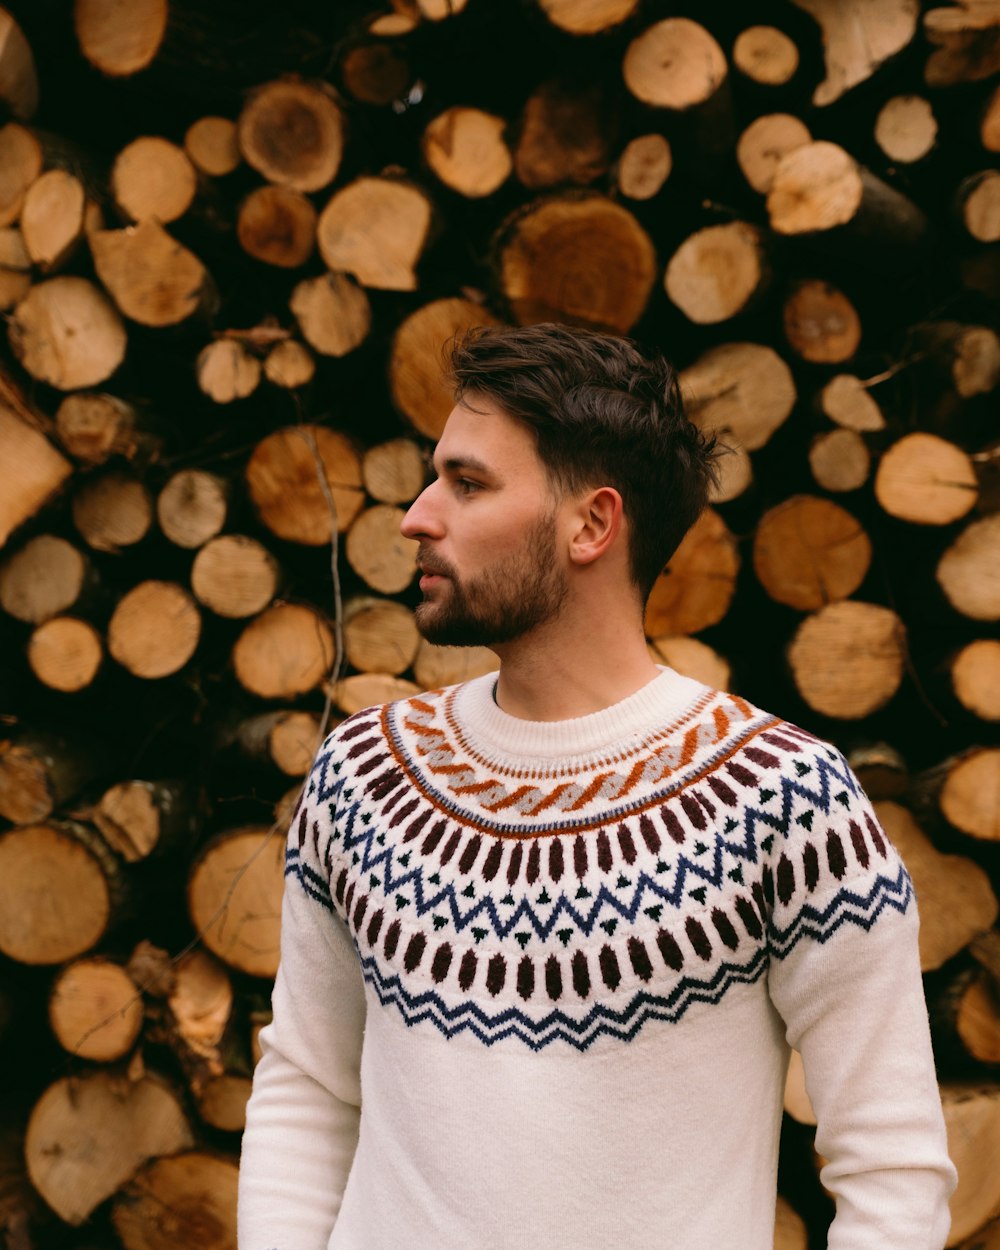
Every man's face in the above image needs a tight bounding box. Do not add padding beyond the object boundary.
[400,399,570,647]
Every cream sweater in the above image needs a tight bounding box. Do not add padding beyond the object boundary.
[238,669,956,1249]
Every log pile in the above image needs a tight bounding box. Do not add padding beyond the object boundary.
[0,0,999,1245]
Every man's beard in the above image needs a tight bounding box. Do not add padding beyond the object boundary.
[414,512,569,647]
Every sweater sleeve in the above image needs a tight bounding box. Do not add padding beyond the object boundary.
[238,741,366,1250]
[764,740,956,1250]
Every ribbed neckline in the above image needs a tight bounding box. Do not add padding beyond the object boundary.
[451,666,707,768]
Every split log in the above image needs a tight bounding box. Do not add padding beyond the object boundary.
[514,79,615,189]
[644,508,739,636]
[736,113,811,194]
[92,779,195,862]
[0,7,38,118]
[339,36,410,107]
[232,602,334,699]
[782,279,861,364]
[411,640,499,691]
[957,170,1000,244]
[808,429,870,492]
[940,1083,1000,1245]
[614,134,672,200]
[0,731,96,825]
[818,374,886,432]
[112,1150,238,1250]
[940,749,1000,842]
[0,121,42,226]
[732,26,799,86]
[753,495,872,611]
[187,826,285,978]
[9,276,127,388]
[345,504,419,594]
[146,947,235,1090]
[363,437,426,505]
[237,78,344,193]
[389,297,500,439]
[331,672,420,715]
[875,432,978,524]
[679,341,796,451]
[156,469,228,548]
[55,392,156,466]
[647,634,731,690]
[48,956,144,1061]
[0,821,126,964]
[73,0,169,77]
[934,968,1000,1066]
[847,742,908,800]
[196,339,262,403]
[245,425,365,544]
[788,601,906,719]
[107,581,202,679]
[0,397,74,548]
[874,800,998,971]
[231,710,323,776]
[421,107,512,199]
[190,534,280,619]
[0,224,31,310]
[90,220,211,328]
[343,596,420,675]
[952,640,1000,721]
[536,0,640,35]
[27,616,103,692]
[923,1,1000,87]
[263,339,315,388]
[20,169,87,270]
[316,175,434,291]
[875,95,938,163]
[72,469,153,552]
[623,18,727,110]
[767,141,927,248]
[184,116,240,177]
[0,534,90,623]
[289,271,371,357]
[237,185,316,268]
[25,1071,193,1226]
[663,221,768,325]
[937,514,1000,621]
[111,137,197,224]
[790,0,920,106]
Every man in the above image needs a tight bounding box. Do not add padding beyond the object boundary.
[238,323,955,1249]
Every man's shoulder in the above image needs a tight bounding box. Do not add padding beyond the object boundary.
[317,675,478,758]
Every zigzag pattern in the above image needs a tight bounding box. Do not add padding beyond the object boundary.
[768,863,913,955]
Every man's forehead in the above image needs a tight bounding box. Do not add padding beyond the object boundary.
[435,401,541,467]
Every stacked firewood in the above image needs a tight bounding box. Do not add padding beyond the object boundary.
[1,0,999,1245]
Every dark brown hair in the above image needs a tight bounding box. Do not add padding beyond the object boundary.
[449,322,718,599]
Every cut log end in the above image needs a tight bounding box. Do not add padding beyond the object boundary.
[732,26,799,86]
[664,221,766,325]
[188,828,284,977]
[191,534,280,620]
[27,617,103,692]
[875,432,978,525]
[108,581,201,679]
[184,116,240,176]
[808,429,871,493]
[753,495,872,611]
[623,19,727,110]
[789,601,905,719]
[952,640,1000,722]
[422,108,512,199]
[111,137,197,224]
[644,508,739,636]
[238,79,345,193]
[232,603,333,699]
[48,958,143,1061]
[157,469,228,548]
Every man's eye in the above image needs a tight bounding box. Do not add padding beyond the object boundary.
[456,478,481,495]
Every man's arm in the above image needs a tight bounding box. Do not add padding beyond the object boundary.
[765,744,956,1249]
[238,761,366,1250]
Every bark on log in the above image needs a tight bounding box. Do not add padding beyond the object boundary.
[190,534,280,619]
[514,79,615,190]
[952,640,1000,722]
[263,338,315,389]
[732,26,799,86]
[0,224,31,310]
[788,601,906,719]
[875,800,998,971]
[614,134,672,200]
[187,826,284,977]
[231,602,334,699]
[27,616,103,692]
[90,220,211,328]
[0,729,96,824]
[237,185,317,268]
[111,137,197,224]
[25,1071,193,1226]
[736,113,811,194]
[0,821,125,964]
[92,779,195,862]
[647,634,731,690]
[934,968,1000,1067]
[664,221,768,325]
[231,710,323,777]
[107,580,202,679]
[937,514,1000,621]
[924,2,1000,87]
[0,397,74,549]
[679,342,796,451]
[940,749,1000,842]
[957,170,1000,244]
[0,121,42,227]
[644,508,739,636]
[316,176,434,291]
[0,534,89,623]
[753,495,872,611]
[20,169,87,271]
[147,947,236,1090]
[875,95,938,163]
[363,437,426,505]
[623,19,727,110]
[73,0,169,77]
[411,640,499,691]
[345,504,418,594]
[339,37,410,107]
[245,424,365,544]
[343,596,420,675]
[537,0,640,35]
[875,432,978,524]
[111,1150,238,1250]
[9,277,126,388]
[496,193,657,333]
[289,272,371,357]
[848,742,909,800]
[48,956,144,1061]
[912,322,1000,399]
[55,391,155,466]
[940,1082,1000,1244]
[818,374,886,431]
[237,78,344,193]
[156,469,229,548]
[808,429,870,493]
[389,297,500,439]
[783,279,861,364]
[790,0,919,106]
[72,469,153,552]
[184,116,240,177]
[421,107,512,198]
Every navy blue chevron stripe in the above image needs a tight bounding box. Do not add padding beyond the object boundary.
[769,865,913,957]
[285,847,333,912]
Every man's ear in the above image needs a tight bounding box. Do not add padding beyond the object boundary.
[568,487,624,567]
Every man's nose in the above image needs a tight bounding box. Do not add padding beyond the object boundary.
[400,482,443,540]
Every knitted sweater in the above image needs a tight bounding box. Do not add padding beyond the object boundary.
[238,668,956,1250]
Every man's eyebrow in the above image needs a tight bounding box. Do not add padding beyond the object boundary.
[437,455,493,477]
